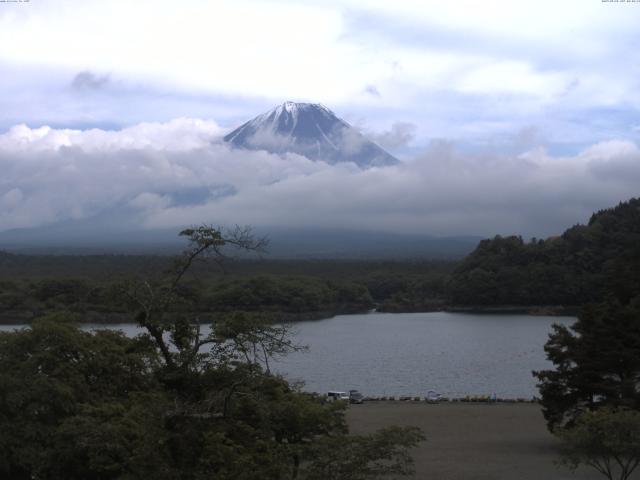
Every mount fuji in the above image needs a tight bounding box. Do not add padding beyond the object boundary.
[224,102,398,167]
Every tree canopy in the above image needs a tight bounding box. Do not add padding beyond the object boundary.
[556,407,640,480]
[534,297,640,430]
[0,226,424,480]
[449,198,640,307]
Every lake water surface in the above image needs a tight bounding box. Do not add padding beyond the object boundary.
[0,312,574,399]
[272,312,574,399]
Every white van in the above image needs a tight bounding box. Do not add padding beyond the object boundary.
[327,391,350,402]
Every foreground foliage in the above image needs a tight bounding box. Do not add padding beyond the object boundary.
[534,297,640,430]
[556,408,640,480]
[530,202,640,478]
[0,226,424,479]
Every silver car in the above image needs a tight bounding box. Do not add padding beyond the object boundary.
[327,391,350,402]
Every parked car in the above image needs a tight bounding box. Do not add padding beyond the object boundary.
[327,391,350,402]
[349,390,364,404]
[426,390,442,403]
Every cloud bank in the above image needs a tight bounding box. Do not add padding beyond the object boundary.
[0,119,638,238]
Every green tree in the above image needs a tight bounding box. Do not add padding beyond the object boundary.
[120,225,270,372]
[449,197,640,308]
[534,297,640,430]
[0,313,162,479]
[556,408,640,480]
[118,225,425,479]
[0,226,425,479]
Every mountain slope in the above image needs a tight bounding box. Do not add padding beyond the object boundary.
[0,221,479,259]
[224,102,398,167]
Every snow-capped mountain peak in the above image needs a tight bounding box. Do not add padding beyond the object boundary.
[224,102,398,167]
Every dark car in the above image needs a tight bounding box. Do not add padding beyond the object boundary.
[349,390,364,404]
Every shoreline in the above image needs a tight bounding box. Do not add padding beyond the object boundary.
[444,304,580,316]
[360,396,538,403]
[378,304,580,316]
[0,305,579,325]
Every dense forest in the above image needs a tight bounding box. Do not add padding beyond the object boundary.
[0,198,638,322]
[449,198,640,308]
[0,255,454,323]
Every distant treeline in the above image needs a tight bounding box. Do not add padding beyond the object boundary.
[0,275,373,324]
[1,198,639,321]
[0,255,455,323]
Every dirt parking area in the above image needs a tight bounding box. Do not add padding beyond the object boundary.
[347,402,608,480]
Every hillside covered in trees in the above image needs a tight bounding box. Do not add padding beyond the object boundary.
[448,198,640,308]
[0,198,638,320]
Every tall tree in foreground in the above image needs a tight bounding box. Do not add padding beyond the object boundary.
[535,292,640,480]
[118,225,426,479]
[0,225,425,479]
[534,297,640,430]
[120,225,271,372]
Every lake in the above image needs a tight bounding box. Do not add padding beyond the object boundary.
[0,312,574,399]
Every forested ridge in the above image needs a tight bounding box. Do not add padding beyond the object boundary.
[448,197,640,307]
[0,257,453,323]
[1,198,639,320]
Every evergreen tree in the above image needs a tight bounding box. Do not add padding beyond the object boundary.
[534,297,640,430]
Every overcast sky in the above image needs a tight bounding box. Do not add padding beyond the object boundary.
[0,0,639,238]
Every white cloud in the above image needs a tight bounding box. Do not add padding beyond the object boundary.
[455,61,569,100]
[0,119,638,237]
[368,122,416,148]
[0,0,351,101]
[0,118,223,152]
[1,0,637,110]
